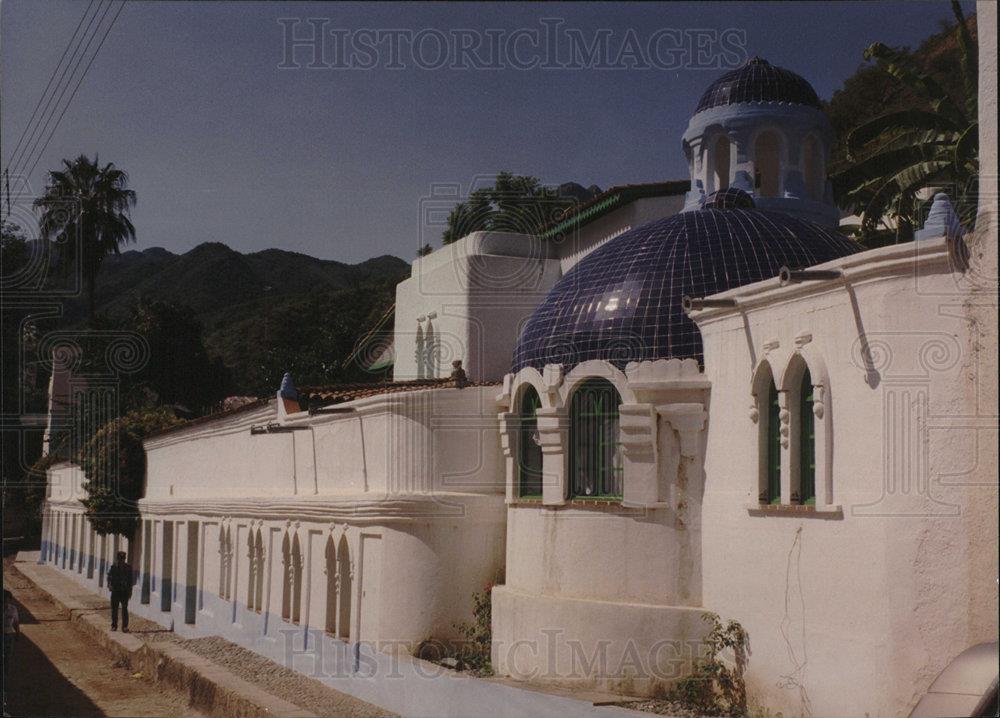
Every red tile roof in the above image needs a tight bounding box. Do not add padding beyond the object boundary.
[302,377,500,406]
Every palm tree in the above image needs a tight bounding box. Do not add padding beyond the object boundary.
[832,0,977,243]
[34,154,137,319]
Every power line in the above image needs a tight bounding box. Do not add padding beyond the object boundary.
[10,1,122,183]
[6,0,105,178]
[3,0,97,174]
[23,2,128,186]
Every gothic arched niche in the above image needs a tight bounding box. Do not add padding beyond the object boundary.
[712,135,731,192]
[754,131,781,198]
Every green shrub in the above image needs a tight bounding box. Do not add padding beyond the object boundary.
[453,582,494,673]
[78,407,183,536]
[668,612,750,716]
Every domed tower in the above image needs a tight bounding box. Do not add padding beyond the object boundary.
[681,57,839,228]
[511,188,858,372]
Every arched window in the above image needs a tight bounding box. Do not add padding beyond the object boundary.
[253,531,264,613]
[802,135,824,201]
[765,380,781,504]
[337,535,351,641]
[324,536,337,635]
[291,534,303,625]
[754,131,781,198]
[713,135,731,192]
[798,369,816,505]
[247,532,257,610]
[568,379,623,499]
[424,320,437,378]
[218,526,227,598]
[281,533,291,621]
[518,386,543,498]
[219,526,233,600]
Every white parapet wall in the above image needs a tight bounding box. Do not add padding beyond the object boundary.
[690,236,999,717]
[393,231,562,384]
[39,383,519,716]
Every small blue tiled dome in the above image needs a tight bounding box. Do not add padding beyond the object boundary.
[694,57,821,114]
[512,207,858,372]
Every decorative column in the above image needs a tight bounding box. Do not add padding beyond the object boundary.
[536,408,568,505]
[498,411,519,503]
[619,403,661,506]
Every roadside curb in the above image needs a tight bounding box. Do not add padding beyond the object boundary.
[12,558,318,718]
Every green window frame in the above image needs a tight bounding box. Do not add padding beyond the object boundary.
[799,370,816,505]
[568,379,623,499]
[766,380,781,504]
[517,386,544,498]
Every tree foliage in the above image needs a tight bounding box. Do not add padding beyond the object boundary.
[78,407,183,537]
[226,278,399,396]
[33,154,137,319]
[127,298,231,412]
[441,172,577,244]
[829,2,978,243]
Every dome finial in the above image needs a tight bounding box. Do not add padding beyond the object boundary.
[704,188,755,210]
[279,372,297,400]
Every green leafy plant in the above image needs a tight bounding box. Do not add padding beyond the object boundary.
[667,612,750,717]
[78,407,183,536]
[831,1,977,243]
[450,578,500,675]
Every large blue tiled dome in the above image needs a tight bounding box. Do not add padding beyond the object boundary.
[694,57,821,114]
[512,191,858,372]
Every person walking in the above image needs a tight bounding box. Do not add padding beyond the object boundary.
[3,589,19,678]
[107,551,133,633]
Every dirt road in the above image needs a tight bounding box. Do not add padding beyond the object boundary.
[3,569,204,718]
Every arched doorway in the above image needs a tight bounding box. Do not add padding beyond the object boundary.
[337,535,351,642]
[324,535,337,635]
[754,131,781,198]
[712,135,731,192]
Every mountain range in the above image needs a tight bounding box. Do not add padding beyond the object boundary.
[82,242,410,387]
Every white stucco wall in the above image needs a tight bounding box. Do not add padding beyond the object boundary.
[43,383,509,676]
[693,238,998,717]
[142,386,505,498]
[491,359,713,695]
[393,231,561,384]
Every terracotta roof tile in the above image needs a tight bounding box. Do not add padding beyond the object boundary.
[302,378,500,406]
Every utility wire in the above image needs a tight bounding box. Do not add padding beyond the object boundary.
[3,0,97,175]
[5,0,104,179]
[11,1,123,184]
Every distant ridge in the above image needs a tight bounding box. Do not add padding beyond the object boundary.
[78,242,410,381]
[93,242,408,323]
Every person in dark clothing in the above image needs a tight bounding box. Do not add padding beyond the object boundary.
[107,551,133,632]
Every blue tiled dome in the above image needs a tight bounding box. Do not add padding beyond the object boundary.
[511,202,858,372]
[695,57,821,114]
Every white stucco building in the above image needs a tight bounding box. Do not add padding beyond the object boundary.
[42,9,997,717]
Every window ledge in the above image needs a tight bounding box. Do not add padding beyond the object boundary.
[621,500,671,509]
[509,497,545,506]
[745,502,843,518]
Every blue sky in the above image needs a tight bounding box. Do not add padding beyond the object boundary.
[1,1,974,263]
